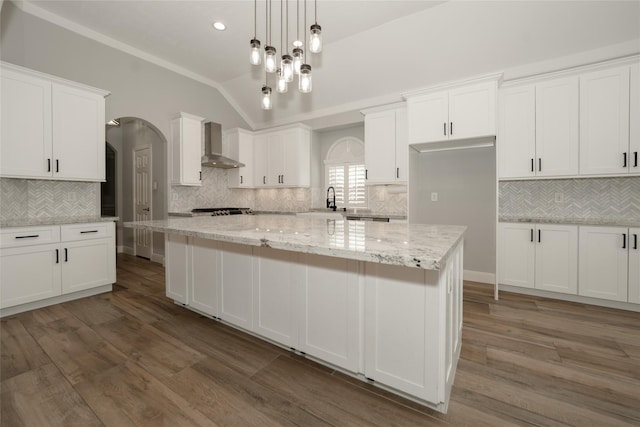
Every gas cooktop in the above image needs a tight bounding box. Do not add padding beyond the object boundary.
[191,208,253,216]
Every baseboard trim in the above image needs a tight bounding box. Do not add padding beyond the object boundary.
[151,253,165,265]
[499,284,640,313]
[463,270,495,284]
[121,246,135,256]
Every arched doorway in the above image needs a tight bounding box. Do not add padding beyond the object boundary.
[105,117,167,262]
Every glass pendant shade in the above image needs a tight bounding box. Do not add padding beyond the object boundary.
[261,86,272,110]
[309,24,322,53]
[299,64,312,93]
[250,39,262,65]
[281,54,294,82]
[264,46,277,73]
[292,48,304,75]
[276,69,288,93]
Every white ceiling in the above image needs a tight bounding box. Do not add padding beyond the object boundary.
[20,1,640,130]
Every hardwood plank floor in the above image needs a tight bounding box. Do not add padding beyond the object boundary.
[1,253,639,426]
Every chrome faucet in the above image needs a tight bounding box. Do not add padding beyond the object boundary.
[326,186,337,211]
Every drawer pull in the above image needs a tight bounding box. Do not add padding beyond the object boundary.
[80,230,99,234]
[634,234,638,250]
[622,233,626,249]
[64,248,68,262]
[15,235,39,239]
[55,249,59,264]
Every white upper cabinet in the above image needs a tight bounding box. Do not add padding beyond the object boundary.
[252,125,311,188]
[224,128,254,188]
[498,77,578,179]
[630,64,640,173]
[579,66,630,175]
[52,84,106,181]
[498,85,536,178]
[170,112,204,186]
[0,63,108,181]
[363,104,408,184]
[406,80,497,145]
[535,77,579,177]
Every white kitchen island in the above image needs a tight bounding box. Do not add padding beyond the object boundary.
[124,215,465,413]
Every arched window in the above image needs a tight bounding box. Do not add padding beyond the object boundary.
[325,137,366,208]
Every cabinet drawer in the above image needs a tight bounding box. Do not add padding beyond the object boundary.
[61,222,114,242]
[0,226,60,248]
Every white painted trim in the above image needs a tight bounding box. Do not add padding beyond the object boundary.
[463,270,495,285]
[499,284,640,313]
[360,102,407,116]
[133,144,153,258]
[116,244,124,253]
[1,284,112,317]
[151,253,165,266]
[402,73,504,99]
[121,245,135,256]
[14,0,255,129]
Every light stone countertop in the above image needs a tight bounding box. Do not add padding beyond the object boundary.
[125,215,465,270]
[499,216,640,228]
[0,216,119,228]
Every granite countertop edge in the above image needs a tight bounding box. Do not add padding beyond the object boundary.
[125,216,464,270]
[499,217,640,228]
[0,216,119,228]
[169,210,407,220]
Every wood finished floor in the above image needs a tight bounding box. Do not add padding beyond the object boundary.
[1,254,639,426]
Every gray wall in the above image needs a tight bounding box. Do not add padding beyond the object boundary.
[411,147,496,275]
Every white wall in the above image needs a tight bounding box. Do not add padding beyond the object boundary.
[411,147,496,277]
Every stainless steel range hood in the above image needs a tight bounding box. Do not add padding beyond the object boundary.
[201,122,245,169]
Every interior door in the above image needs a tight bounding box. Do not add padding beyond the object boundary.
[134,146,152,259]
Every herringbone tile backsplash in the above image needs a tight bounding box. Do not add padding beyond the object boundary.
[499,177,640,221]
[0,178,98,220]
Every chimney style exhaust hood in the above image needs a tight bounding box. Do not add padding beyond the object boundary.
[201,122,245,169]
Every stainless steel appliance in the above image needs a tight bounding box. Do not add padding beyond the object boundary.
[191,208,254,216]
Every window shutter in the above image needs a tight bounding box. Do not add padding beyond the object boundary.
[348,164,366,206]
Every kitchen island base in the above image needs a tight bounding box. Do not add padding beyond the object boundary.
[164,234,463,413]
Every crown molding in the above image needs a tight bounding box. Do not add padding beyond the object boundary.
[13,0,256,129]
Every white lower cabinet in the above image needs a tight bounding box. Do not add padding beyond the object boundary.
[578,226,629,302]
[190,237,220,317]
[629,228,640,304]
[163,238,463,412]
[364,242,463,407]
[219,242,254,330]
[499,223,578,295]
[300,254,361,372]
[252,248,299,347]
[0,243,61,308]
[0,222,115,314]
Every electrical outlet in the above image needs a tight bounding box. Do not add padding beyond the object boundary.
[554,192,564,203]
[431,192,438,202]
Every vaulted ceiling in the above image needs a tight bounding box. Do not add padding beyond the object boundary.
[19,1,640,130]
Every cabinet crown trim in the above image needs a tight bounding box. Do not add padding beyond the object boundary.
[171,112,205,121]
[253,122,312,135]
[360,102,406,116]
[500,55,640,88]
[1,61,110,96]
[402,73,503,99]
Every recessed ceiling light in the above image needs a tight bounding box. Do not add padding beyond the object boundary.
[212,21,226,31]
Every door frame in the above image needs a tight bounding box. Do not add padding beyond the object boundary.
[132,144,153,258]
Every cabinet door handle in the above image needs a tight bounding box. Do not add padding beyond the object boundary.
[450,122,453,136]
[365,169,368,180]
[282,174,284,184]
[240,175,243,184]
[15,235,39,239]
[56,159,59,173]
[396,167,399,179]
[538,158,542,172]
[622,233,626,249]
[531,158,534,172]
[55,249,59,264]
[443,122,447,136]
[538,229,541,243]
[623,152,628,168]
[634,152,638,168]
[199,171,202,181]
[47,158,51,172]
[263,176,266,185]
[634,234,638,250]
[530,229,534,242]
[64,248,68,262]
[80,230,99,234]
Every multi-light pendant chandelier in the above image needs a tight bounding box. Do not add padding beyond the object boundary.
[250,0,322,110]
